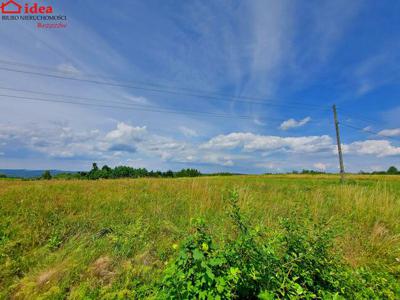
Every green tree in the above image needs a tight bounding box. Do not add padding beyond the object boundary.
[42,170,52,180]
[164,170,174,177]
[387,166,398,174]
[92,162,99,171]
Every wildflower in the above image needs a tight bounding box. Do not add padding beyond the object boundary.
[202,242,209,251]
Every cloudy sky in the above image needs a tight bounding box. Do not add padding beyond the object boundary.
[0,0,399,173]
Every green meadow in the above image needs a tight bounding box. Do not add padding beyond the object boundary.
[1,175,399,299]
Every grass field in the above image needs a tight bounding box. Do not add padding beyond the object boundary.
[1,175,400,299]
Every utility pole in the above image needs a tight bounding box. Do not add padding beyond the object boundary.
[332,104,345,183]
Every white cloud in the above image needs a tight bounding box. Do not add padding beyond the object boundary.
[202,154,234,166]
[363,126,372,132]
[122,94,148,105]
[179,126,198,137]
[313,162,329,171]
[201,132,333,153]
[0,124,104,159]
[279,117,311,130]
[105,123,147,144]
[1,122,399,171]
[57,63,80,74]
[343,140,400,157]
[253,119,266,126]
[200,133,252,150]
[255,162,281,170]
[378,128,400,137]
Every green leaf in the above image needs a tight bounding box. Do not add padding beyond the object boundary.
[193,248,204,260]
[294,283,304,295]
[206,269,215,280]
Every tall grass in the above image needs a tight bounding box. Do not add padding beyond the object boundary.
[0,175,399,298]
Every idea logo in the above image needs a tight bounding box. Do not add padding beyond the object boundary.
[0,0,21,14]
[1,0,53,15]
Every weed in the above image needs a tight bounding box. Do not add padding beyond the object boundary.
[161,190,400,299]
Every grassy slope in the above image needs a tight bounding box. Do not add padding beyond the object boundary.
[0,175,399,299]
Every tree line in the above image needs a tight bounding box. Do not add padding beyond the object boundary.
[359,166,400,175]
[1,164,399,180]
[49,163,202,180]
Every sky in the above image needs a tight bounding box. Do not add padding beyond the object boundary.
[0,0,399,173]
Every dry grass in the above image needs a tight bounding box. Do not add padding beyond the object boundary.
[0,175,400,298]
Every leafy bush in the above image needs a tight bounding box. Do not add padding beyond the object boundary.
[161,190,400,299]
[42,170,52,180]
[162,219,240,299]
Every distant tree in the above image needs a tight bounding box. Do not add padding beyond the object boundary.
[92,163,99,171]
[87,163,102,179]
[387,166,399,174]
[101,165,112,178]
[81,164,201,180]
[372,171,386,175]
[102,165,112,172]
[0,173,7,178]
[301,169,324,175]
[165,170,174,178]
[78,171,88,177]
[42,170,52,180]
[175,168,201,177]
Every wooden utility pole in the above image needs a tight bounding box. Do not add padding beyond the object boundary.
[332,104,345,183]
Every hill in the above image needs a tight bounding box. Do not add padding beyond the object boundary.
[0,169,76,178]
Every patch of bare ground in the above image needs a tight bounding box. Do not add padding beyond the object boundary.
[90,256,115,284]
[11,267,64,299]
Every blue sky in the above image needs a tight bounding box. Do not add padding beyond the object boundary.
[0,0,399,173]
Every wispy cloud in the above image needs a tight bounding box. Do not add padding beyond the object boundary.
[378,128,400,137]
[279,117,311,130]
[353,48,400,96]
[56,63,80,74]
[179,126,198,137]
[313,162,329,171]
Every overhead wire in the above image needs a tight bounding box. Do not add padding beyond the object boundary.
[0,93,315,122]
[0,93,256,120]
[0,61,328,111]
[0,85,330,113]
[340,122,400,143]
[337,108,385,127]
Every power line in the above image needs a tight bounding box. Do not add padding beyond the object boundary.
[0,93,253,119]
[0,59,326,108]
[0,86,328,113]
[341,122,400,143]
[0,93,305,122]
[4,62,394,138]
[0,86,144,107]
[337,109,384,127]
[0,63,328,110]
[0,86,330,125]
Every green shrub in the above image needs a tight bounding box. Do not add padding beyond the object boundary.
[161,219,239,299]
[42,170,52,180]
[161,190,400,299]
